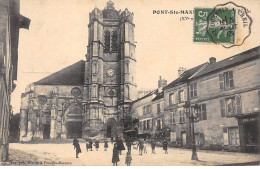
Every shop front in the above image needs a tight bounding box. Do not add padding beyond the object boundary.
[237,113,260,153]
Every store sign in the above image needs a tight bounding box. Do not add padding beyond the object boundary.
[242,117,258,123]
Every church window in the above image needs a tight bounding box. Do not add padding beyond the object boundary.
[104,31,110,52]
[111,31,118,52]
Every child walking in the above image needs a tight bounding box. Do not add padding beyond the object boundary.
[104,139,108,151]
[163,139,168,154]
[125,151,132,166]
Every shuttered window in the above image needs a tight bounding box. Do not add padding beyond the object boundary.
[236,96,242,114]
[220,96,242,117]
[219,71,234,90]
[190,83,197,98]
[169,93,175,105]
[219,74,224,90]
[178,90,185,103]
[198,104,207,120]
[220,99,226,117]
[169,111,176,124]
[179,110,186,123]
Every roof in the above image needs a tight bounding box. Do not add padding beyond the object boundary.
[163,62,208,90]
[152,91,164,101]
[132,89,158,103]
[192,46,260,79]
[34,60,85,85]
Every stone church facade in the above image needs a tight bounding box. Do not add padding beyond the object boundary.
[20,1,137,141]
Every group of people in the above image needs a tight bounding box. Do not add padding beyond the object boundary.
[73,137,169,166]
[112,137,168,166]
[86,139,109,152]
[112,136,130,166]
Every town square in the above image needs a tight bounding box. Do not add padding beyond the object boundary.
[0,0,260,166]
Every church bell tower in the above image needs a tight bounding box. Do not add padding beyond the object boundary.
[83,1,137,138]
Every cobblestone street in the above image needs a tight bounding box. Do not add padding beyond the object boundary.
[4,141,260,166]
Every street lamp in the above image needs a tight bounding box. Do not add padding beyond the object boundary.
[184,101,200,160]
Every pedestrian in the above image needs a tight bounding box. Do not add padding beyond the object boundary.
[137,139,144,155]
[95,140,99,151]
[151,139,156,154]
[104,139,109,151]
[126,138,132,153]
[89,139,93,151]
[73,138,77,147]
[125,151,132,166]
[112,143,120,166]
[163,139,168,154]
[73,138,82,158]
[116,136,125,155]
[143,143,147,154]
[86,140,89,152]
[111,137,114,144]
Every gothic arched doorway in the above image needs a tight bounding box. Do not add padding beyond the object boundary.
[106,118,117,138]
[42,111,51,139]
[65,104,83,138]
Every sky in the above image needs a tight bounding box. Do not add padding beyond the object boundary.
[12,0,260,113]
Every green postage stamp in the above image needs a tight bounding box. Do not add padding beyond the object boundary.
[193,2,252,48]
[194,8,236,44]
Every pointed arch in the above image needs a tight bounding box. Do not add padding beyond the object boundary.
[64,102,83,121]
[111,30,118,52]
[104,30,110,52]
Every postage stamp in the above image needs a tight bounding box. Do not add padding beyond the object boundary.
[194,8,235,44]
[193,2,252,48]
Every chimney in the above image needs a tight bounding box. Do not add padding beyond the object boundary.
[158,76,167,88]
[209,57,216,64]
[178,67,187,77]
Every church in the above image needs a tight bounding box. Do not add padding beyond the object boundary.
[20,1,137,141]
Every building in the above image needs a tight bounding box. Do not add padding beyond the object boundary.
[189,46,260,152]
[131,76,167,137]
[0,0,30,161]
[137,89,153,99]
[130,46,259,153]
[20,1,136,141]
[163,63,208,148]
